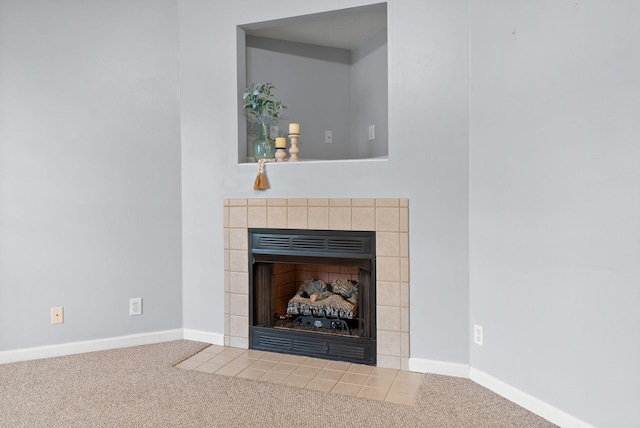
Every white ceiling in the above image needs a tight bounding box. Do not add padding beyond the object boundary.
[243,4,387,50]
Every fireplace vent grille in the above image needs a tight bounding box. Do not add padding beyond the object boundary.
[251,327,375,364]
[251,229,372,258]
[293,339,328,354]
[256,236,291,249]
[258,334,291,350]
[330,343,365,359]
[327,238,364,252]
[292,237,328,250]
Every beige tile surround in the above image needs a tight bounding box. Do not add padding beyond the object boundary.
[224,198,410,370]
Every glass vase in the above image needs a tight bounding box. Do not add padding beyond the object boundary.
[253,120,276,162]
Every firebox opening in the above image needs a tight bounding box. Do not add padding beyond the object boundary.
[253,260,370,338]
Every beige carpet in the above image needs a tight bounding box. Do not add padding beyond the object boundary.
[0,340,556,427]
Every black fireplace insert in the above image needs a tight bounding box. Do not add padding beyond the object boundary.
[249,228,376,365]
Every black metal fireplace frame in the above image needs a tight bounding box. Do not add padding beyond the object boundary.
[249,228,376,365]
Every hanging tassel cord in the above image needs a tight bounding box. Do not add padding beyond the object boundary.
[253,159,270,190]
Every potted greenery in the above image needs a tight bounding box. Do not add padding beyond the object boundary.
[242,82,287,162]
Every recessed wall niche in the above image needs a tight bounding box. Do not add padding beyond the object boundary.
[237,3,388,163]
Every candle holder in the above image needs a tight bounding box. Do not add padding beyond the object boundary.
[275,147,287,162]
[288,133,300,161]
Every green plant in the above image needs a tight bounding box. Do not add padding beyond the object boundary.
[242,82,286,124]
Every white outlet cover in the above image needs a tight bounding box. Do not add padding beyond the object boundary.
[130,298,142,316]
[474,324,483,346]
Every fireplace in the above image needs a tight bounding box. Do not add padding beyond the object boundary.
[224,198,410,370]
[249,228,376,365]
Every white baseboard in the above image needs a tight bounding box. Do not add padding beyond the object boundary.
[182,329,224,345]
[0,329,184,365]
[469,368,594,428]
[408,357,470,378]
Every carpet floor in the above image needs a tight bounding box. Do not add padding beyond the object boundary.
[0,340,556,427]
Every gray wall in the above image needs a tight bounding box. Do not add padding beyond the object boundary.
[469,1,640,427]
[351,30,388,159]
[0,0,183,350]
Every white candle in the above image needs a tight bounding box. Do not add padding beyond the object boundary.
[275,137,286,148]
[288,123,300,134]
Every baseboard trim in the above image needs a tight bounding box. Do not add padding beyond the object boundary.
[182,329,224,345]
[0,329,184,364]
[408,357,470,378]
[469,368,594,428]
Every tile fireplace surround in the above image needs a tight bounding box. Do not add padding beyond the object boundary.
[224,198,410,370]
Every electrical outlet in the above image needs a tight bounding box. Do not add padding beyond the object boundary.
[325,130,333,144]
[130,298,142,316]
[51,307,64,324]
[368,125,375,141]
[474,324,483,346]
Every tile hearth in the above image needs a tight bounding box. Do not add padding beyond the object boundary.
[177,344,424,405]
[224,198,410,370]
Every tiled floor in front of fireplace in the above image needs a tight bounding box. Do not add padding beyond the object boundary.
[176,344,423,405]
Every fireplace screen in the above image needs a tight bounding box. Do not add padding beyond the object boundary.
[249,228,376,365]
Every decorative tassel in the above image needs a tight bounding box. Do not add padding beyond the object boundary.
[253,159,269,190]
